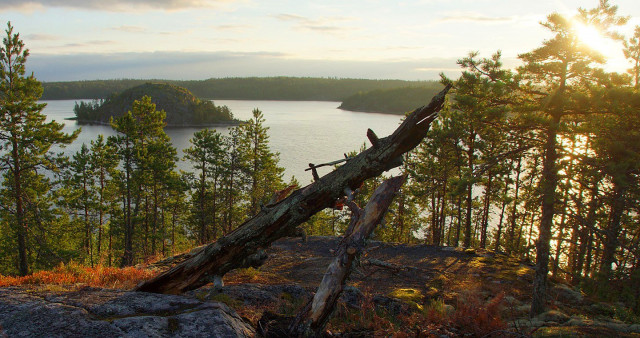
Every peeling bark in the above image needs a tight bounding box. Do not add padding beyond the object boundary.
[288,176,406,337]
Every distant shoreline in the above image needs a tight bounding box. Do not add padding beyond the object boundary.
[67,118,244,128]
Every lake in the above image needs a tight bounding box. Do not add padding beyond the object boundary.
[43,100,404,184]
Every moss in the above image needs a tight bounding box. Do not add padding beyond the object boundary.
[276,292,306,315]
[388,288,424,312]
[208,293,242,308]
[389,288,422,302]
[280,292,294,303]
[167,317,180,333]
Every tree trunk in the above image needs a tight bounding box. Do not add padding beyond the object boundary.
[288,176,405,337]
[395,188,406,243]
[455,195,462,247]
[200,160,207,244]
[430,188,438,245]
[463,135,475,248]
[599,181,628,284]
[437,176,448,246]
[480,172,493,248]
[134,86,450,294]
[574,184,599,283]
[531,113,561,317]
[552,194,569,278]
[12,138,28,276]
[507,156,522,254]
[122,138,134,267]
[97,170,105,260]
[494,181,509,252]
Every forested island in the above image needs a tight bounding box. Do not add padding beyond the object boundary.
[73,82,237,126]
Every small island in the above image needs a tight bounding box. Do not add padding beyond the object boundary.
[73,82,239,127]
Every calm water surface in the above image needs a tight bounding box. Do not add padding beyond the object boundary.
[42,100,403,184]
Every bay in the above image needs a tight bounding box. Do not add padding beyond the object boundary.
[42,99,404,184]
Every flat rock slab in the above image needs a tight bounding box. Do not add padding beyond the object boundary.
[0,286,255,338]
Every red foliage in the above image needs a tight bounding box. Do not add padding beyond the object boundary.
[450,292,507,336]
[0,262,155,289]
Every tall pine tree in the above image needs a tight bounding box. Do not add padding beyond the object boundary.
[0,22,78,275]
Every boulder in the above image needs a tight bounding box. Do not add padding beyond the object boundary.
[372,295,411,315]
[0,286,254,337]
[588,302,616,318]
[550,283,584,305]
[340,285,364,309]
[193,283,310,307]
[443,304,455,315]
[536,310,570,324]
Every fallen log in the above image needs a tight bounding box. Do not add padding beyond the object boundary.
[363,258,419,274]
[134,85,450,294]
[288,175,406,337]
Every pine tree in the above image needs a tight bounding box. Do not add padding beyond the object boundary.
[220,126,247,234]
[623,26,640,88]
[517,1,628,315]
[239,109,285,216]
[110,111,138,266]
[184,128,225,244]
[110,95,174,265]
[436,51,516,248]
[89,135,119,263]
[63,144,97,265]
[0,22,78,275]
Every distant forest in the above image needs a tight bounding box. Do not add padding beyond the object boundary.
[339,85,444,114]
[41,77,439,103]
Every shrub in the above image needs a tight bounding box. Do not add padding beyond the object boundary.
[450,292,507,336]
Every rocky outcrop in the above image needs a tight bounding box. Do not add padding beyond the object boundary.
[0,286,254,337]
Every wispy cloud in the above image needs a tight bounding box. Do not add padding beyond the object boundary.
[25,33,60,41]
[61,40,116,48]
[272,13,355,36]
[0,0,234,12]
[110,25,147,33]
[214,24,252,31]
[437,12,515,23]
[273,13,308,22]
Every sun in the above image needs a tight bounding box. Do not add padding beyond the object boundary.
[572,22,615,58]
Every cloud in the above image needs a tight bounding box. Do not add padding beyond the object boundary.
[60,40,116,48]
[110,25,147,33]
[25,33,60,41]
[272,13,355,36]
[273,13,308,22]
[214,24,251,31]
[0,0,232,12]
[27,51,462,82]
[437,12,515,23]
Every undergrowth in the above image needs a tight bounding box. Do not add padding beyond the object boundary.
[322,290,510,337]
[224,267,290,285]
[0,261,154,289]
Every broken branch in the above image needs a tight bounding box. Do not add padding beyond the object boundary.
[288,175,406,337]
[134,86,450,295]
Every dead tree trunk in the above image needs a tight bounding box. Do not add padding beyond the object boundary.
[288,175,405,337]
[134,86,450,294]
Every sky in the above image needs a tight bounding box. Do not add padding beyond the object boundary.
[2,0,640,82]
